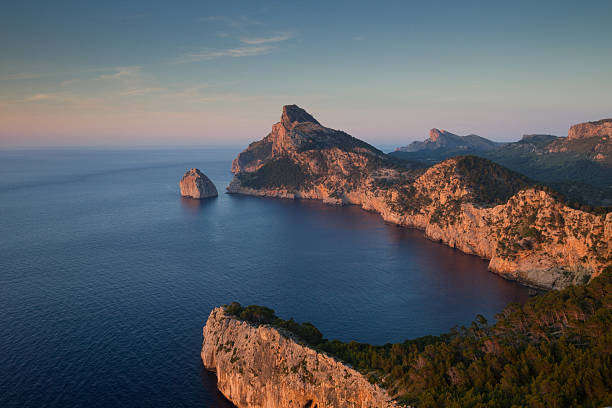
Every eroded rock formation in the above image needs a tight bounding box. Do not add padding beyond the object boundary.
[201,307,398,408]
[227,106,611,290]
[180,168,218,199]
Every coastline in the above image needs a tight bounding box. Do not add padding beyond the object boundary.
[226,179,607,291]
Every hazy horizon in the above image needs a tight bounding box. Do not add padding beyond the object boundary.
[1,0,611,147]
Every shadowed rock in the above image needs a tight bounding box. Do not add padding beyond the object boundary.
[180,168,218,199]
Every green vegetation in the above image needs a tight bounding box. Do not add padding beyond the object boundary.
[228,268,612,407]
[224,302,324,345]
[297,126,384,154]
[238,157,309,189]
[454,156,532,206]
[390,145,612,207]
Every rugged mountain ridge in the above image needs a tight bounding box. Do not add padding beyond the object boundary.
[396,128,500,152]
[228,106,611,290]
[393,118,612,165]
[389,120,612,206]
[231,105,385,174]
[201,307,398,408]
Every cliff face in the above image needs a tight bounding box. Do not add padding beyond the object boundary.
[201,307,398,408]
[228,106,611,290]
[232,105,385,174]
[567,119,612,140]
[547,119,612,165]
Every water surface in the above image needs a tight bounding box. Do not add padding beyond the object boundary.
[0,148,529,407]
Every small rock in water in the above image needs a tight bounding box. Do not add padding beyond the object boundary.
[180,168,218,199]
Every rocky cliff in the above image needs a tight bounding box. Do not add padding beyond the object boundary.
[180,168,218,199]
[547,118,612,166]
[567,118,612,140]
[228,106,611,290]
[201,307,398,408]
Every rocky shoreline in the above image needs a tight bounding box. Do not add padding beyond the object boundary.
[226,105,611,290]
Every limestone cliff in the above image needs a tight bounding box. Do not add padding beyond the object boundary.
[567,118,612,140]
[547,118,612,165]
[201,307,398,408]
[180,168,218,199]
[228,106,611,290]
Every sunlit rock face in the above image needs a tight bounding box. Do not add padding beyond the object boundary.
[547,119,612,165]
[201,307,399,408]
[179,168,218,199]
[567,119,612,140]
[227,106,611,290]
[231,104,385,174]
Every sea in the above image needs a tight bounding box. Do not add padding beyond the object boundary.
[0,148,529,407]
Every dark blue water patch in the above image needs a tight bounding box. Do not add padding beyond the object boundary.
[0,148,529,407]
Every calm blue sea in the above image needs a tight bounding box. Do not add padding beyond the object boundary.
[0,148,529,407]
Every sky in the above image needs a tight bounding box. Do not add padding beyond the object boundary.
[1,0,611,148]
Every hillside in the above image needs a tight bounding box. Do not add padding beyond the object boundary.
[220,267,612,407]
[390,120,612,206]
[228,106,611,289]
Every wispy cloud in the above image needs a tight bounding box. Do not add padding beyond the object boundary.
[1,72,40,81]
[175,45,273,63]
[120,87,167,96]
[60,78,81,86]
[240,32,293,45]
[352,36,365,41]
[99,66,142,80]
[25,93,59,102]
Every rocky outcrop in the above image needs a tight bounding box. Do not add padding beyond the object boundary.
[180,168,218,199]
[547,119,612,166]
[228,106,611,290]
[201,307,398,408]
[396,128,500,152]
[231,105,385,174]
[567,118,612,140]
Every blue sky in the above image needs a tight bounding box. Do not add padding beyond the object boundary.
[1,0,611,148]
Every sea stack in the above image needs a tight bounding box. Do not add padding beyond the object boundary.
[180,168,218,199]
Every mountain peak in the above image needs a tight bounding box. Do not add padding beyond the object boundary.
[281,105,320,127]
[429,128,452,142]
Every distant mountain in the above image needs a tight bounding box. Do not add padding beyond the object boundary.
[547,118,612,166]
[396,128,501,152]
[390,120,612,206]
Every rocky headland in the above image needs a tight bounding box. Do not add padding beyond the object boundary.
[180,168,218,199]
[227,105,611,290]
[203,270,612,407]
[201,306,398,408]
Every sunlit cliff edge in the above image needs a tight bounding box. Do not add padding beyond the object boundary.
[201,307,399,408]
